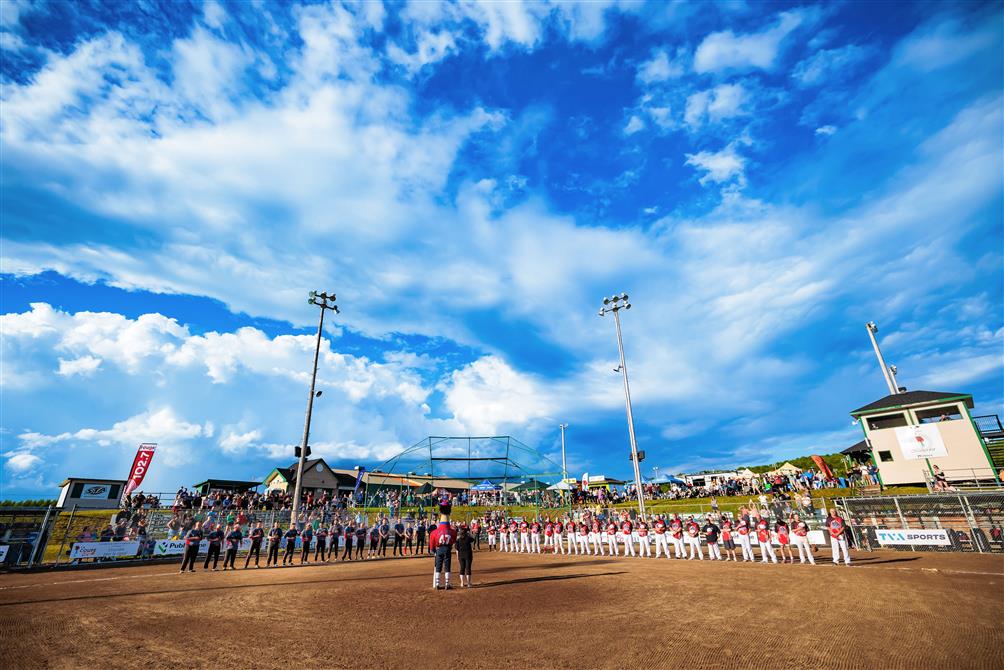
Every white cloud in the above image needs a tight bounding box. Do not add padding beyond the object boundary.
[694,10,805,73]
[792,44,871,87]
[57,355,102,377]
[624,115,645,135]
[440,356,556,434]
[6,452,41,473]
[684,83,747,127]
[387,29,457,73]
[636,47,685,84]
[219,429,263,454]
[685,144,747,185]
[815,125,837,136]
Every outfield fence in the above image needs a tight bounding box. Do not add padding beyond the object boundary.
[837,491,1004,554]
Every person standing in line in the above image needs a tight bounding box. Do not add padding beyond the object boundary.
[393,518,405,556]
[791,513,815,565]
[551,520,563,555]
[455,525,475,588]
[530,519,542,553]
[543,520,553,553]
[518,519,531,553]
[341,520,355,561]
[652,516,670,559]
[775,517,793,564]
[179,520,203,573]
[282,525,298,565]
[471,518,481,551]
[636,520,651,557]
[314,524,328,562]
[379,518,390,557]
[266,522,282,567]
[416,519,428,555]
[669,515,686,559]
[203,523,224,571]
[354,521,367,560]
[405,522,415,555]
[300,524,313,564]
[736,518,754,562]
[368,523,380,559]
[590,518,604,556]
[605,519,619,556]
[244,521,264,568]
[827,509,851,566]
[577,520,591,555]
[703,518,721,560]
[498,520,509,552]
[222,524,242,571]
[755,516,777,564]
[721,518,737,562]
[684,517,703,560]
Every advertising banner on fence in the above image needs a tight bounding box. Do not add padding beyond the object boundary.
[895,425,948,460]
[154,538,305,556]
[875,529,952,546]
[122,443,157,502]
[69,541,141,559]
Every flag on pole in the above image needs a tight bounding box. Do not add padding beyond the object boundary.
[122,443,157,504]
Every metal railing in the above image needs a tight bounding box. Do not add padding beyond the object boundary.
[922,467,1002,492]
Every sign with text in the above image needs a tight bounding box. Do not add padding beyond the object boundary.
[875,529,951,546]
[79,484,112,499]
[69,541,140,559]
[895,425,948,460]
[122,443,157,501]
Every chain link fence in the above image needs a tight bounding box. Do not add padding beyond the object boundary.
[839,492,1004,553]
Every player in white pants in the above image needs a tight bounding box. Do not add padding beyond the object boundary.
[827,512,851,565]
[575,523,589,554]
[703,519,721,560]
[552,522,565,554]
[684,519,703,559]
[566,522,578,555]
[620,520,636,557]
[791,515,815,564]
[519,521,531,553]
[488,525,498,551]
[508,522,518,552]
[737,521,755,561]
[589,520,604,555]
[636,522,651,557]
[652,517,670,558]
[755,519,778,564]
[530,521,542,553]
[605,521,619,556]
[669,517,686,558]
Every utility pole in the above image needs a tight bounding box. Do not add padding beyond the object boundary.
[865,321,898,395]
[291,290,338,529]
[559,423,569,512]
[599,293,646,518]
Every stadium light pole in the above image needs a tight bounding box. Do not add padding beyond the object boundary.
[559,423,570,512]
[291,290,339,529]
[599,293,646,518]
[865,321,898,395]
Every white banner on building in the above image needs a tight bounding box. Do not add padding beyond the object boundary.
[875,529,952,546]
[69,541,140,559]
[895,424,948,460]
[79,484,112,499]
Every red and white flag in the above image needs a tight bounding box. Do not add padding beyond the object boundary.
[122,443,157,502]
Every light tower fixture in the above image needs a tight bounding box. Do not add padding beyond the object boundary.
[865,321,898,395]
[598,292,645,518]
[291,290,339,529]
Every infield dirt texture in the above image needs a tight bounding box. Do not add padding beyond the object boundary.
[1,549,1001,670]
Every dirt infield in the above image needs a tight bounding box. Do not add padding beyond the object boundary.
[1,548,1001,670]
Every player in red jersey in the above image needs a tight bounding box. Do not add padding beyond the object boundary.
[487,523,497,551]
[589,518,604,555]
[620,518,636,557]
[552,520,564,554]
[429,496,458,590]
[530,520,542,553]
[791,513,814,564]
[684,517,703,560]
[755,517,777,564]
[827,509,851,566]
[775,518,793,563]
[652,516,670,558]
[636,520,651,557]
[519,519,531,553]
[508,520,518,553]
[605,520,619,556]
[543,520,554,552]
[736,518,754,561]
[566,518,578,555]
[669,515,685,559]
[720,519,737,561]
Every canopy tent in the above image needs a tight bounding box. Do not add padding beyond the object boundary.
[768,462,802,476]
[547,481,574,490]
[646,473,687,485]
[666,475,687,485]
[415,482,434,494]
[470,479,501,492]
[736,468,757,479]
[513,480,549,492]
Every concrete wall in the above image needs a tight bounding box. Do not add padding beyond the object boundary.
[864,401,994,485]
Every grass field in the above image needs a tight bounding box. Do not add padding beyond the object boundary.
[1,545,1000,669]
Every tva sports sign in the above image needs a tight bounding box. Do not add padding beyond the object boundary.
[122,443,157,503]
[875,529,951,547]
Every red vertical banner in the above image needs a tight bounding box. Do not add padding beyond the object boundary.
[811,454,835,480]
[122,443,157,502]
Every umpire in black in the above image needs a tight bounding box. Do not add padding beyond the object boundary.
[179,520,203,573]
[245,521,265,568]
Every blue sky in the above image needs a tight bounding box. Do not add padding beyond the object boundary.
[1,0,1002,499]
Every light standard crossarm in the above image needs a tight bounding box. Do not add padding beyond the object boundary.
[291,291,339,529]
[599,293,646,518]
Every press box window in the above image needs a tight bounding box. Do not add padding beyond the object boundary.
[916,407,963,423]
[878,451,894,462]
[867,413,908,430]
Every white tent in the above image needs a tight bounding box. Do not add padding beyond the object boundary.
[736,468,757,479]
[547,481,574,491]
